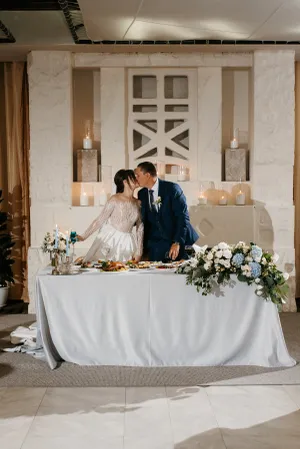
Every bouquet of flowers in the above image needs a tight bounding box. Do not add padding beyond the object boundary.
[41,231,67,255]
[176,242,289,305]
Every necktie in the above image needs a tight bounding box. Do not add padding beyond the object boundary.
[149,189,155,211]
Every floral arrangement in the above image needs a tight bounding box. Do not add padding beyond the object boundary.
[176,242,289,306]
[153,196,162,208]
[41,231,67,255]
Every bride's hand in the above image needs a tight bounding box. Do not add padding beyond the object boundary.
[76,235,84,242]
[133,255,141,263]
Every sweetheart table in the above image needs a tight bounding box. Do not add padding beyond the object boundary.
[36,268,296,370]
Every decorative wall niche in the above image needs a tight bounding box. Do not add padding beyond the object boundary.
[222,68,251,182]
[72,68,101,206]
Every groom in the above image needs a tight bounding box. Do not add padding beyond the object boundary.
[135,161,199,261]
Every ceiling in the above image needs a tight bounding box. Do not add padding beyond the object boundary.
[1,0,300,59]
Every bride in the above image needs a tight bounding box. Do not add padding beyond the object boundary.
[77,169,143,263]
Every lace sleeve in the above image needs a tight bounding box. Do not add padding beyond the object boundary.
[81,196,116,241]
[135,206,144,257]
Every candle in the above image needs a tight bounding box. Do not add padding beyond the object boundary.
[236,190,245,205]
[177,166,187,182]
[219,195,227,206]
[54,224,58,249]
[83,135,92,149]
[65,231,69,256]
[230,138,239,149]
[80,192,89,206]
[199,194,207,205]
[99,189,107,206]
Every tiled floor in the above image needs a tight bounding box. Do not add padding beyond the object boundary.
[1,386,300,448]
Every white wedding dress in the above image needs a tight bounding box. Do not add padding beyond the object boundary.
[81,195,144,262]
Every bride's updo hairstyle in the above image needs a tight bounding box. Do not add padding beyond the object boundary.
[114,169,136,193]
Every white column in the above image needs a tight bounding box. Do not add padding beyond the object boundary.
[197,68,222,183]
[100,68,126,178]
[27,51,73,312]
[252,50,296,311]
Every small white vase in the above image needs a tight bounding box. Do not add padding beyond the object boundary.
[0,286,9,308]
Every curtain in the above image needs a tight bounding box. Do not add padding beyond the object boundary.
[0,62,30,302]
[295,62,300,299]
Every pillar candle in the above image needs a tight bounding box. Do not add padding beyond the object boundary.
[236,191,246,205]
[80,192,89,206]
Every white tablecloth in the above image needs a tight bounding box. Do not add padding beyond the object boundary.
[36,268,296,369]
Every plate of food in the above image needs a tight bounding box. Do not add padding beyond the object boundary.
[99,261,128,272]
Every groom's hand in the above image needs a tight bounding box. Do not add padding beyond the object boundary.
[169,243,180,260]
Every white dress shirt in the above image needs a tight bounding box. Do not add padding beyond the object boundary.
[148,178,159,210]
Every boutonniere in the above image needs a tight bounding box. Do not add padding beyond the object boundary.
[153,196,162,208]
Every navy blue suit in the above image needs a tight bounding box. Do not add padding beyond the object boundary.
[138,179,199,261]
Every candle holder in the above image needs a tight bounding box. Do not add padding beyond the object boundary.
[198,183,207,205]
[230,127,239,149]
[60,256,72,275]
[83,120,92,149]
[154,160,165,179]
[235,180,246,206]
[177,165,189,182]
[198,182,213,205]
[219,195,227,206]
[80,190,89,206]
[51,250,60,275]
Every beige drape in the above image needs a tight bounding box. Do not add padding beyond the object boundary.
[0,62,30,302]
[295,62,300,298]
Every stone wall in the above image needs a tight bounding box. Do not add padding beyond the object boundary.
[27,50,296,312]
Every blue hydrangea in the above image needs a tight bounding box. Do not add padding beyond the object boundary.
[232,253,245,267]
[249,261,261,278]
[250,245,263,261]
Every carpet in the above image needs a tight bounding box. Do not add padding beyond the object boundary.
[0,313,299,387]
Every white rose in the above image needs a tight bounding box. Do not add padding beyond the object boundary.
[255,278,261,284]
[256,285,263,290]
[245,256,253,262]
[224,260,231,268]
[190,258,198,268]
[261,257,267,266]
[283,273,289,281]
[58,241,65,251]
[246,272,252,278]
[272,253,279,263]
[206,252,213,261]
[223,249,232,259]
[216,250,223,258]
[256,290,263,296]
[218,242,229,250]
[254,256,262,263]
[204,262,211,270]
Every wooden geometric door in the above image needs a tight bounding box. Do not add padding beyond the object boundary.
[127,68,197,180]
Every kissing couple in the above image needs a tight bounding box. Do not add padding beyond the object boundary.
[77,161,198,263]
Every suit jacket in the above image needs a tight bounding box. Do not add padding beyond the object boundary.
[138,179,199,250]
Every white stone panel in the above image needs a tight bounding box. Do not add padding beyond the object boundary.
[74,53,253,68]
[253,51,294,165]
[28,51,72,207]
[197,68,222,182]
[252,164,293,206]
